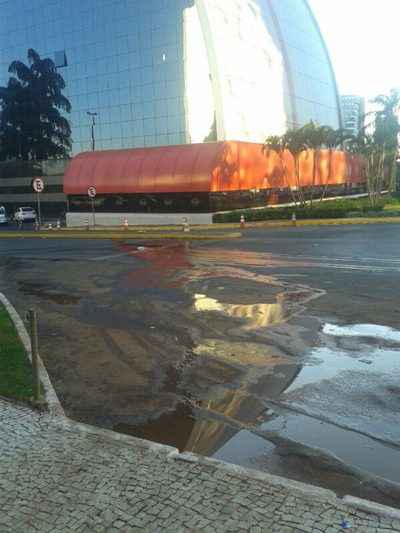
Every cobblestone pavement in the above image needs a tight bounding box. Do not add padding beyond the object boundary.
[1,399,400,533]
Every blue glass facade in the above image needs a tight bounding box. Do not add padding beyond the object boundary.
[0,0,341,156]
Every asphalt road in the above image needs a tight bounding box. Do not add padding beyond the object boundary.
[1,223,400,506]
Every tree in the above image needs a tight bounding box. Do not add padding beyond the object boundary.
[0,48,72,160]
[263,129,308,206]
[203,115,217,143]
[262,135,297,204]
[357,135,386,207]
[321,126,353,201]
[281,127,308,206]
[371,89,400,192]
[300,121,326,205]
[349,89,400,205]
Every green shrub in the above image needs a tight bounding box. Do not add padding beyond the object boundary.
[213,196,387,223]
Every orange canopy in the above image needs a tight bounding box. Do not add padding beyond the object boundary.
[64,141,365,195]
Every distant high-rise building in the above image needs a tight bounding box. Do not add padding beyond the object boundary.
[341,95,365,137]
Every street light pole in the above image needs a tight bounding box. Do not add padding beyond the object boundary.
[87,111,98,151]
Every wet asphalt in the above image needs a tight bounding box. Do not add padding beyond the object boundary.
[1,223,400,506]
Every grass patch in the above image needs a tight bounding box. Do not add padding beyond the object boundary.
[0,304,35,400]
[213,195,389,223]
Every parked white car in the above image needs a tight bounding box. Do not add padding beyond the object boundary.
[0,206,8,224]
[14,207,37,222]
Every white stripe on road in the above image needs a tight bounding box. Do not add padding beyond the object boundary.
[90,252,136,261]
[265,258,400,273]
[268,253,400,264]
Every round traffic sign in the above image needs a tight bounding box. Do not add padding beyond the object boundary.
[87,186,97,198]
[32,177,44,193]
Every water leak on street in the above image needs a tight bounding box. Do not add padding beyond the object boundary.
[4,238,400,505]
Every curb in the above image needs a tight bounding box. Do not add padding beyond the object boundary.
[0,293,65,417]
[57,417,179,456]
[343,495,400,521]
[169,451,337,501]
[0,231,241,240]
[215,217,400,230]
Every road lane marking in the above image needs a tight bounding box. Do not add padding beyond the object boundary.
[90,251,139,261]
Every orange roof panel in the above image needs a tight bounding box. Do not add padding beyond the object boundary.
[64,141,365,195]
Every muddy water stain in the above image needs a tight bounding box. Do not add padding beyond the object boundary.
[18,281,81,305]
[114,403,196,451]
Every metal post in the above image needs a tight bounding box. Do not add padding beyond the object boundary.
[91,122,95,152]
[87,111,98,152]
[37,191,42,228]
[91,197,96,228]
[28,309,41,402]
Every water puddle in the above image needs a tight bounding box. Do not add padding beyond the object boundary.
[213,429,275,465]
[260,413,400,483]
[114,403,196,451]
[285,346,400,393]
[194,294,285,330]
[323,323,400,343]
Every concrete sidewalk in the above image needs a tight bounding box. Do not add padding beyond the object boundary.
[1,399,400,533]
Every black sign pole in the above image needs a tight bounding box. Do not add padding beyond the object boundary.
[91,196,96,228]
[37,191,42,228]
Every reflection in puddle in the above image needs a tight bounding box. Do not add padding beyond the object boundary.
[286,346,400,393]
[115,363,301,455]
[114,403,196,451]
[260,413,400,483]
[213,430,275,464]
[194,293,285,330]
[283,322,400,394]
[324,323,400,343]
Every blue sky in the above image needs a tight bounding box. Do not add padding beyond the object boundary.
[309,0,399,100]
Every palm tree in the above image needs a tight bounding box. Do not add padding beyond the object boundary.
[282,128,308,206]
[300,121,327,206]
[321,127,353,201]
[263,135,298,204]
[371,89,400,191]
[0,48,72,160]
[349,133,385,207]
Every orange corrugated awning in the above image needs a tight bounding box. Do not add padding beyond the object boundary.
[63,141,366,195]
[64,143,223,195]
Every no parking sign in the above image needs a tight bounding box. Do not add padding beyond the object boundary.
[32,177,44,226]
[32,177,44,193]
[87,186,96,227]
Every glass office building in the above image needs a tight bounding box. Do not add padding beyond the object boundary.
[0,0,341,156]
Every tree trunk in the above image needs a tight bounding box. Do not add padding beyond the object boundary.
[281,155,297,206]
[320,148,332,202]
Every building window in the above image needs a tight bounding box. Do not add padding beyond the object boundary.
[55,50,68,68]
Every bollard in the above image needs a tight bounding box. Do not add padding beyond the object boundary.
[85,217,90,231]
[240,215,245,229]
[56,219,61,230]
[28,309,41,402]
[291,212,297,227]
[34,220,39,232]
[182,217,190,232]
[123,217,129,230]
[48,223,53,230]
